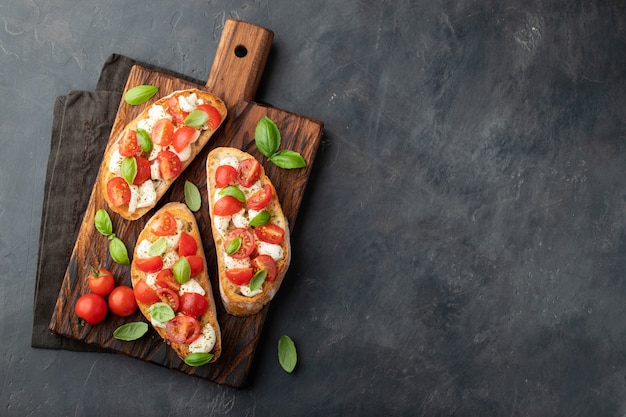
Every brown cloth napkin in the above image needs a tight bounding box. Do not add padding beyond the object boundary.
[32,54,204,350]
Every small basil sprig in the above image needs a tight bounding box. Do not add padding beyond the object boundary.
[173,256,191,284]
[184,352,214,367]
[148,302,175,323]
[218,185,245,203]
[148,238,168,256]
[249,269,267,291]
[124,85,159,105]
[121,157,137,185]
[226,237,242,255]
[278,335,297,373]
[94,209,130,265]
[184,180,202,212]
[184,109,209,128]
[250,210,270,227]
[136,128,153,153]
[114,322,149,341]
[255,116,306,169]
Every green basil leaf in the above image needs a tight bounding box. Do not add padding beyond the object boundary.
[173,256,191,284]
[94,209,113,236]
[255,116,281,158]
[249,269,267,291]
[226,237,242,255]
[184,180,202,212]
[278,335,297,373]
[184,352,214,367]
[109,237,130,265]
[184,109,209,128]
[147,302,175,323]
[148,237,168,256]
[124,85,159,105]
[249,210,270,227]
[218,185,245,203]
[121,157,137,185]
[269,150,307,169]
[113,322,149,341]
[136,128,153,153]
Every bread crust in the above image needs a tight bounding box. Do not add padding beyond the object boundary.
[131,202,222,363]
[102,89,227,220]
[206,147,291,316]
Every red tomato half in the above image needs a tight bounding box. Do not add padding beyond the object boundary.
[186,255,204,277]
[151,210,177,236]
[88,266,115,296]
[134,280,160,305]
[197,103,222,130]
[133,156,152,185]
[225,267,253,285]
[151,119,174,146]
[213,196,243,216]
[225,228,256,259]
[247,184,272,210]
[215,165,237,188]
[178,232,197,257]
[237,158,261,188]
[252,254,278,282]
[167,96,188,124]
[108,286,138,317]
[157,150,182,180]
[172,126,199,153]
[119,130,141,157]
[157,287,180,312]
[135,256,164,273]
[254,223,285,244]
[107,177,131,207]
[75,293,108,325]
[156,268,180,291]
[179,292,208,317]
[166,315,201,344]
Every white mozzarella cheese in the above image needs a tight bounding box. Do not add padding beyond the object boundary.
[240,285,263,298]
[136,180,157,209]
[257,241,284,262]
[188,323,216,353]
[135,239,153,259]
[179,278,206,296]
[108,149,125,175]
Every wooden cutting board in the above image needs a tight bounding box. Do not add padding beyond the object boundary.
[49,19,323,388]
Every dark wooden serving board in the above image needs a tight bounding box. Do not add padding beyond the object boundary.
[48,19,323,387]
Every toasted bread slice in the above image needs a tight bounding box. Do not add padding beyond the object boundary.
[131,202,221,363]
[206,147,291,316]
[102,89,227,220]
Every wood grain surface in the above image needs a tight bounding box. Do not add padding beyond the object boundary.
[48,19,323,387]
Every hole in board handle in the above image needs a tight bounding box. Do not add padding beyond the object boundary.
[234,45,248,58]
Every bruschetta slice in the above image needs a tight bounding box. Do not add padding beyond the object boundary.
[206,147,292,316]
[103,89,227,220]
[131,202,221,364]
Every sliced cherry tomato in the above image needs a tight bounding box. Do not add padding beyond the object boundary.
[151,118,174,146]
[247,184,272,210]
[166,315,201,344]
[179,292,208,317]
[133,156,152,185]
[157,150,182,180]
[151,210,177,236]
[107,177,131,207]
[156,287,180,312]
[237,158,261,188]
[119,130,141,157]
[167,95,188,124]
[225,267,254,285]
[254,223,285,244]
[155,268,180,291]
[178,232,197,257]
[186,255,204,277]
[172,126,199,153]
[135,256,164,273]
[197,103,222,130]
[134,280,160,305]
[213,196,243,216]
[108,285,138,317]
[215,165,237,188]
[252,254,278,282]
[88,266,115,296]
[225,228,256,259]
[75,293,108,325]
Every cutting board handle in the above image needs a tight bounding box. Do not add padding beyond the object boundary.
[206,19,274,110]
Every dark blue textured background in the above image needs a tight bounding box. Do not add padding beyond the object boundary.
[2,0,625,415]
